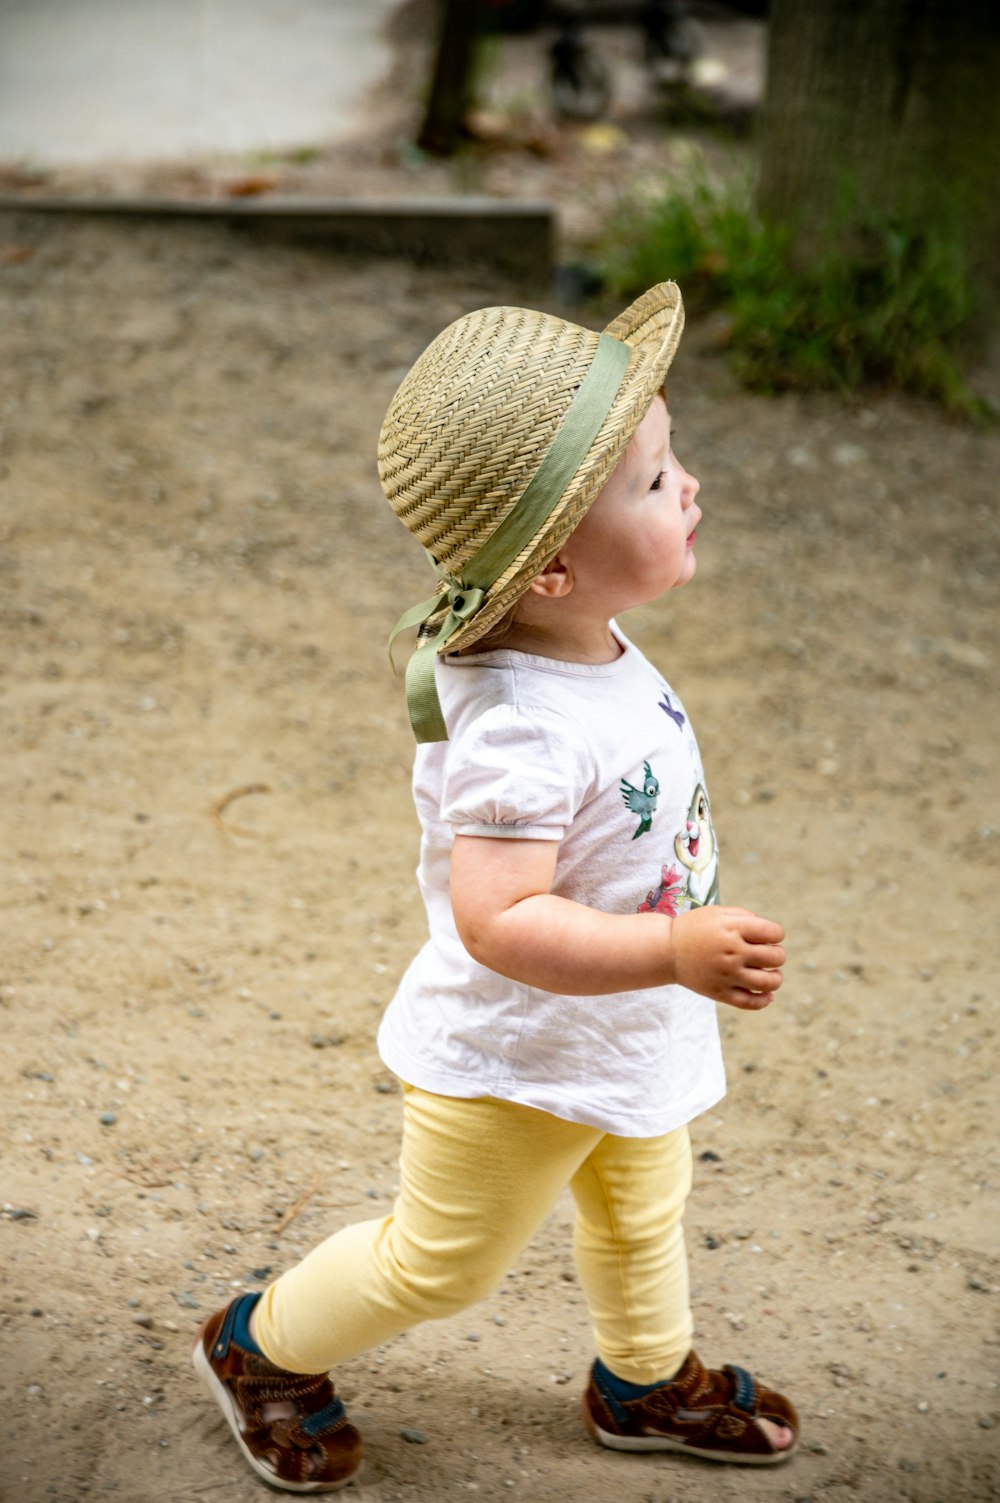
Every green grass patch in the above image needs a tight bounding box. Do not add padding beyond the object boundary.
[599,170,988,417]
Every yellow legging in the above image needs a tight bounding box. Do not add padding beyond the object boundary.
[255,1084,693,1386]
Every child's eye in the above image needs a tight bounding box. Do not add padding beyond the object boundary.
[650,472,664,492]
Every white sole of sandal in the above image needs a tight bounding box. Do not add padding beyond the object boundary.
[582,1394,797,1465]
[192,1334,357,1493]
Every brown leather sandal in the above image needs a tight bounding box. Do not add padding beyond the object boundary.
[193,1295,363,1493]
[582,1349,799,1464]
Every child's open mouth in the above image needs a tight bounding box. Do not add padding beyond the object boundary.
[686,530,697,548]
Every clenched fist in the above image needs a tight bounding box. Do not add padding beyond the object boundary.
[668,906,785,1009]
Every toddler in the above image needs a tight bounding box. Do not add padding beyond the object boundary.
[193,282,799,1491]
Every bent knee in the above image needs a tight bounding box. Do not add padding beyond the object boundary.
[383,1244,507,1320]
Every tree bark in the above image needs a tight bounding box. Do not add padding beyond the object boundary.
[758,0,1000,296]
[417,0,486,156]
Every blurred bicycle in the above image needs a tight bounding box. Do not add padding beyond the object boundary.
[483,0,704,122]
[549,2,703,120]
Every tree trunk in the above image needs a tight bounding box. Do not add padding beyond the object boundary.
[758,0,1000,298]
[417,0,486,156]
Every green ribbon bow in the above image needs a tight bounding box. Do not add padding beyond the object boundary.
[388,331,632,743]
[387,579,485,743]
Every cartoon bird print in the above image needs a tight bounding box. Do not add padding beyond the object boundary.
[620,760,660,839]
[673,783,720,905]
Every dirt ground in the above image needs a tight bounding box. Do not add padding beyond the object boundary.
[2,13,1000,1503]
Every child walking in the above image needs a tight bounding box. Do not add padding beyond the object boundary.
[193,282,799,1491]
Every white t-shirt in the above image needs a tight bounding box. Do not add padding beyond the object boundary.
[377,628,726,1136]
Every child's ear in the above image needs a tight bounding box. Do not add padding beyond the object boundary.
[526,555,574,598]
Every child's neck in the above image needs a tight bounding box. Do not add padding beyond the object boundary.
[497,615,623,665]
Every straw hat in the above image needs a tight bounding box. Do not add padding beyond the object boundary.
[380,282,684,739]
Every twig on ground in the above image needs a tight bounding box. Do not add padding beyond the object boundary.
[271,1184,319,1236]
[209,783,272,838]
[170,1484,240,1497]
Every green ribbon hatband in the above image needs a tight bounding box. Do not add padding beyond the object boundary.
[388,332,632,743]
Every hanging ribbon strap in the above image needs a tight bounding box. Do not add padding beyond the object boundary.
[388,331,632,742]
[394,582,485,744]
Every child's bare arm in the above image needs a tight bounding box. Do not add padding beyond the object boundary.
[450,835,785,1009]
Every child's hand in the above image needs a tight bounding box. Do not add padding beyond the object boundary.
[669,906,785,1009]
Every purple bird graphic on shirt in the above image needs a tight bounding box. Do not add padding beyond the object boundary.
[658,691,685,730]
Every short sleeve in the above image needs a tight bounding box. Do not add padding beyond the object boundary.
[441,705,588,840]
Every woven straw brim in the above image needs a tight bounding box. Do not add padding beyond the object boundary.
[378,282,684,653]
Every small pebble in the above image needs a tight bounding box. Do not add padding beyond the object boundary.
[248,1148,265,1163]
[27,1384,42,1397]
[132,1313,154,1329]
[979,1415,997,1430]
[916,1400,929,1413]
[99,1112,117,1126]
[786,446,817,468]
[174,1291,199,1310]
[466,1332,480,1342]
[704,1234,721,1250]
[30,1308,44,1318]
[967,1275,990,1293]
[249,1266,272,1281]
[400,1428,428,1445]
[698,1149,721,1163]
